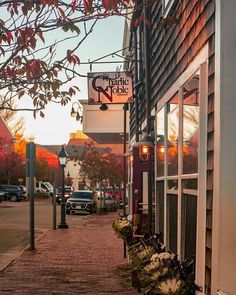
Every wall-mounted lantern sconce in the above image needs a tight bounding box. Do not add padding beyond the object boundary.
[71,102,83,123]
[159,146,165,154]
[133,133,154,161]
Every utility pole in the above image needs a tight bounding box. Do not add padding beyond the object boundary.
[123,103,128,259]
[26,142,36,250]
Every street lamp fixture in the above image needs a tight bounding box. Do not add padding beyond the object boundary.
[133,133,154,161]
[58,145,69,229]
[71,102,83,123]
[99,103,108,111]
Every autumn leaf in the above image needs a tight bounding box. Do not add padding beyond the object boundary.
[40,111,45,118]
[7,31,13,44]
[57,7,66,20]
[68,87,76,96]
[102,0,113,11]
[71,0,78,12]
[21,5,27,16]
[67,50,73,63]
[84,0,93,14]
[18,89,25,99]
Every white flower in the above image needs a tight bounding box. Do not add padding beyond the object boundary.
[151,267,168,281]
[144,260,160,272]
[157,252,174,261]
[127,215,133,221]
[150,253,160,262]
[158,278,183,294]
[150,270,162,281]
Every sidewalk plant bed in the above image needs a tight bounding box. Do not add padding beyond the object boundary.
[112,215,202,295]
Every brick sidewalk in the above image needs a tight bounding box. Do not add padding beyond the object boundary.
[0,211,138,295]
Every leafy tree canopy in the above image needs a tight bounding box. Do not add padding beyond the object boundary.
[0,0,133,116]
[78,142,123,191]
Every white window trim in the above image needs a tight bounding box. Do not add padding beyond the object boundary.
[156,45,208,111]
[155,44,208,289]
[162,0,177,18]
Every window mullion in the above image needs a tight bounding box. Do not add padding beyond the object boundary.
[177,87,183,259]
[164,102,168,246]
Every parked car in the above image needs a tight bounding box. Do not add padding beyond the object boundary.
[66,190,95,214]
[105,187,122,207]
[0,191,4,202]
[43,182,53,196]
[35,181,50,197]
[104,195,118,211]
[0,185,23,201]
[56,186,73,204]
[19,185,27,199]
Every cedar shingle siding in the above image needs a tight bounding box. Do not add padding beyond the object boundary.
[129,0,215,292]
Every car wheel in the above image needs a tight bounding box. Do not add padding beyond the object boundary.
[66,210,70,215]
[10,195,17,202]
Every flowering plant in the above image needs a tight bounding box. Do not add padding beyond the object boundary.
[112,216,132,239]
[142,258,201,295]
[138,251,175,290]
[112,217,201,294]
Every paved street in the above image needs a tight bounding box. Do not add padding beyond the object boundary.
[0,199,90,271]
[0,208,138,294]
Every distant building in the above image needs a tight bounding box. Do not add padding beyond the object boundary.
[0,117,14,157]
[43,131,123,190]
[68,130,123,155]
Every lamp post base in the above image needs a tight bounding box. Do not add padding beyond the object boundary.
[58,223,69,229]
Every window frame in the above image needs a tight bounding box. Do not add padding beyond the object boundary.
[162,0,177,18]
[154,45,208,288]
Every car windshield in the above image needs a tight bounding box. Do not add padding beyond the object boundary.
[105,196,113,200]
[57,187,72,193]
[72,191,93,200]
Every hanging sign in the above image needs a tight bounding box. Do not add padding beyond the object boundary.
[87,71,133,104]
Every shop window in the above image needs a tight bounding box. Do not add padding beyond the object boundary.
[167,179,178,191]
[167,194,178,254]
[181,194,197,261]
[167,93,179,176]
[156,107,165,177]
[156,181,164,243]
[183,73,199,174]
[183,179,198,190]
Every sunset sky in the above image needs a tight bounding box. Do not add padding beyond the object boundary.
[17,16,125,145]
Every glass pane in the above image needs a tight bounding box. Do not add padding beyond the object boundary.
[156,107,165,177]
[167,179,178,190]
[156,181,164,243]
[167,94,179,176]
[183,179,198,190]
[167,194,178,254]
[181,194,197,261]
[183,72,199,174]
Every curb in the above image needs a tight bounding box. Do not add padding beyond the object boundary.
[0,228,52,273]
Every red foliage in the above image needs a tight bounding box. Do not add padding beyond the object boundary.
[0,0,133,112]
[36,146,59,169]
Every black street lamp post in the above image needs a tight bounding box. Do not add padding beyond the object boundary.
[58,145,69,229]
